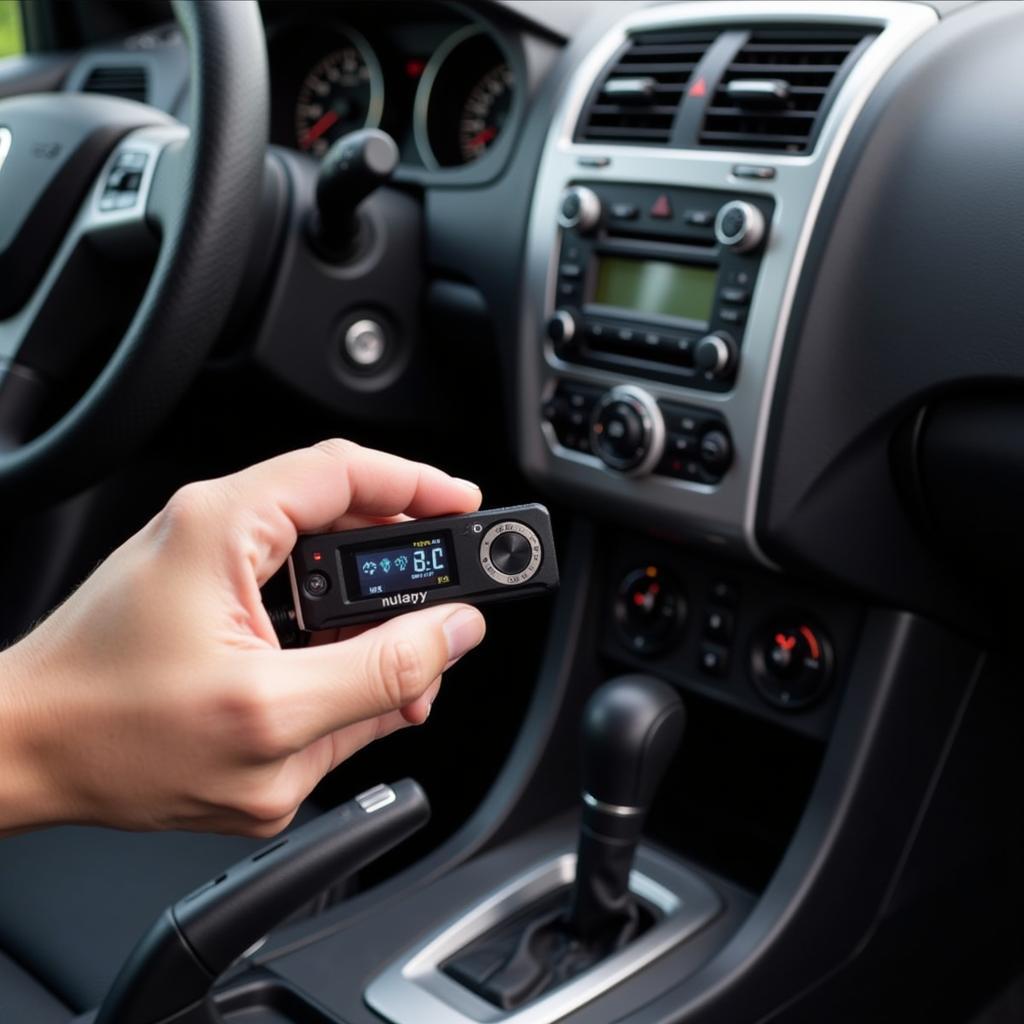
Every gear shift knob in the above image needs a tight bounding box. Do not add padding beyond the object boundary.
[568,675,684,939]
[580,674,686,813]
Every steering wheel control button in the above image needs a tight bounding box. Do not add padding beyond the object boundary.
[343,319,388,368]
[694,332,738,380]
[714,199,766,253]
[751,621,834,710]
[480,522,543,586]
[614,566,686,656]
[98,150,150,212]
[558,186,602,234]
[303,572,330,598]
[590,385,664,475]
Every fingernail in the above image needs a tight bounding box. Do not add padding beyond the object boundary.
[453,477,481,491]
[444,608,485,662]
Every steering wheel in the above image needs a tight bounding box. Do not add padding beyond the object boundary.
[0,0,267,504]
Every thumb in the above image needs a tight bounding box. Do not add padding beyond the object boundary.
[275,604,486,747]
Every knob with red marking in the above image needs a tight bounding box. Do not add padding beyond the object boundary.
[613,565,686,656]
[750,620,833,709]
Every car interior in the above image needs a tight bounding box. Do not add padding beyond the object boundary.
[1,0,1022,1021]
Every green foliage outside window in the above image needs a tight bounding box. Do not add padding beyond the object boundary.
[0,0,24,59]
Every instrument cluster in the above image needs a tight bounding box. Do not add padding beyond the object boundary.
[266,4,517,170]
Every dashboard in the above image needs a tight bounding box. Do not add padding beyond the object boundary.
[264,1,520,172]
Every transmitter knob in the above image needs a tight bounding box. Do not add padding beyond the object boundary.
[714,200,766,253]
[558,186,602,234]
[694,332,737,380]
[590,385,665,475]
[480,522,543,586]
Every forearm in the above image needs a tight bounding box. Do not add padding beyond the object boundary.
[0,636,68,836]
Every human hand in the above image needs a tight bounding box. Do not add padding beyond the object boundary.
[0,440,486,837]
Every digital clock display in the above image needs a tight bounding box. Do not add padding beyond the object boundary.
[349,531,458,598]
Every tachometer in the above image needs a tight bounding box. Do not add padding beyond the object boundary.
[294,32,383,158]
[457,63,514,164]
[415,27,515,170]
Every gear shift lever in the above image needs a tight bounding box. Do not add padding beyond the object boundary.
[567,675,685,939]
[444,676,684,1010]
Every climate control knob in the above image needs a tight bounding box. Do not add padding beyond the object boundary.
[589,385,665,475]
[694,332,738,380]
[558,186,602,235]
[714,199,766,253]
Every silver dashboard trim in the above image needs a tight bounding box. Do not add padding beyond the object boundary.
[517,1,937,565]
[365,845,721,1024]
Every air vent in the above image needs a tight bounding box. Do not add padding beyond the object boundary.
[81,65,148,104]
[698,27,876,153]
[578,30,718,145]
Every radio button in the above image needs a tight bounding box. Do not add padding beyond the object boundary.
[695,332,737,379]
[699,429,733,474]
[610,202,638,221]
[558,186,602,234]
[685,209,714,227]
[714,200,766,253]
[546,309,578,346]
[720,286,750,305]
[560,263,583,279]
[719,306,745,325]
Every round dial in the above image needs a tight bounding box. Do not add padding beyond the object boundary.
[457,63,514,164]
[479,522,542,586]
[294,36,383,158]
[614,566,686,656]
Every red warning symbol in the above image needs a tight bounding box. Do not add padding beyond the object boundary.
[689,76,707,98]
[650,194,672,219]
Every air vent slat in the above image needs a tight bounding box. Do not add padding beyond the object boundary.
[81,65,148,104]
[698,26,876,154]
[578,30,717,145]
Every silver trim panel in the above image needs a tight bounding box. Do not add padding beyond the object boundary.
[365,845,721,1024]
[518,2,937,564]
[582,791,644,816]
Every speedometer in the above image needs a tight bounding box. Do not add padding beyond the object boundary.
[457,63,514,164]
[294,32,383,158]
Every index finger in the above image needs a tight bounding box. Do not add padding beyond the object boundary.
[214,439,482,582]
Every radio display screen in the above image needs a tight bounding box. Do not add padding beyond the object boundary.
[592,255,717,323]
[346,531,458,598]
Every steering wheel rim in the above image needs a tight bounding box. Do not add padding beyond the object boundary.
[0,0,268,503]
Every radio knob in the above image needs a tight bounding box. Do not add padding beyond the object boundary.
[558,186,602,235]
[714,200,766,253]
[590,385,665,475]
[546,309,578,347]
[694,332,737,379]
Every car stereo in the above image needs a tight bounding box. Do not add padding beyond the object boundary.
[546,182,774,393]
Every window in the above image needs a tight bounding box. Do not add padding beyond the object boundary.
[0,1,24,58]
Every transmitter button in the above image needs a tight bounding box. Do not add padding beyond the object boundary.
[303,572,330,598]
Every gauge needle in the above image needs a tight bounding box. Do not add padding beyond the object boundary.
[466,126,497,150]
[301,109,340,149]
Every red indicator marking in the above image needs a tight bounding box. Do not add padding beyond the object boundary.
[650,194,672,219]
[300,109,339,149]
[688,76,707,99]
[799,625,821,660]
[633,592,647,607]
[650,582,660,595]
[775,633,797,652]
[312,551,323,562]
[465,126,498,150]
[405,58,427,78]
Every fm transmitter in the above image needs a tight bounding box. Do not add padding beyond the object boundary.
[288,504,558,630]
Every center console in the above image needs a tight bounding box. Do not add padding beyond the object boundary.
[518,0,935,562]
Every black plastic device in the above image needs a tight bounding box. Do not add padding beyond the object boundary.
[288,503,559,631]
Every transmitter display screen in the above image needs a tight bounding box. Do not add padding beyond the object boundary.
[349,531,458,598]
[592,255,716,323]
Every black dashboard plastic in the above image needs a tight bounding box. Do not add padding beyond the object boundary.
[759,0,1024,626]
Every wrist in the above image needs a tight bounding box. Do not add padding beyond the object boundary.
[0,636,72,834]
